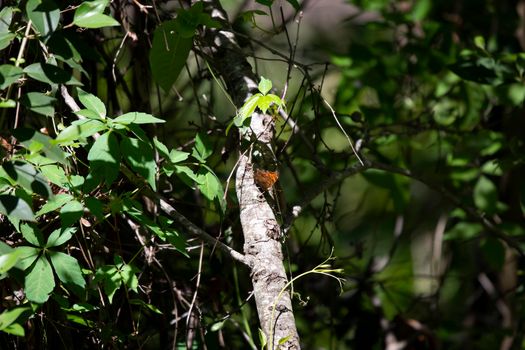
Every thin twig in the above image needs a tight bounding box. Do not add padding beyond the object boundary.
[322,97,364,166]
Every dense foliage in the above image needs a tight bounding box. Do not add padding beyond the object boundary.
[0,0,524,349]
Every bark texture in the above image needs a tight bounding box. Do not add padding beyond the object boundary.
[199,1,300,348]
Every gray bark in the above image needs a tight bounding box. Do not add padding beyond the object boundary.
[199,1,300,348]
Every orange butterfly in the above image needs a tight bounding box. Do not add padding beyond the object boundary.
[254,168,279,191]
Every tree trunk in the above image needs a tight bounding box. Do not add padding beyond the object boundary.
[199,1,300,348]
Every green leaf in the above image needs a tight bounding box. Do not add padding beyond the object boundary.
[196,167,222,202]
[2,160,52,198]
[60,200,84,227]
[113,112,165,125]
[24,63,80,85]
[84,197,104,220]
[128,299,163,314]
[46,227,76,247]
[26,0,60,42]
[0,98,16,108]
[120,137,156,190]
[39,164,68,187]
[0,33,15,51]
[73,1,120,28]
[15,246,41,270]
[235,93,261,126]
[95,265,120,303]
[153,137,170,159]
[75,109,102,120]
[0,195,35,222]
[258,76,272,95]
[192,132,213,162]
[149,19,193,91]
[36,193,73,217]
[13,128,68,165]
[77,88,106,118]
[55,119,106,145]
[278,335,292,345]
[257,94,282,113]
[0,307,31,333]
[258,328,268,348]
[20,223,45,247]
[25,255,55,303]
[169,149,190,164]
[95,256,139,303]
[0,249,22,274]
[87,131,120,186]
[175,165,202,185]
[0,7,14,33]
[174,2,204,38]
[48,251,85,289]
[210,320,226,332]
[473,176,498,214]
[20,92,56,117]
[0,64,23,90]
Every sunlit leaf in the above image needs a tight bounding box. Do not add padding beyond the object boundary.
[73,1,119,28]
[113,112,165,125]
[77,88,106,118]
[120,137,156,190]
[48,251,85,289]
[20,92,56,117]
[25,255,55,303]
[0,64,23,90]
[26,0,60,42]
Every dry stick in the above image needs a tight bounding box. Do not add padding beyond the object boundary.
[186,242,204,347]
[5,20,33,129]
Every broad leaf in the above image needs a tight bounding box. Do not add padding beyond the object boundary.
[55,119,106,145]
[59,200,84,227]
[25,255,55,303]
[46,227,76,247]
[473,176,498,214]
[13,128,68,165]
[169,149,190,164]
[113,112,165,125]
[149,19,193,91]
[0,195,35,221]
[26,0,60,42]
[120,137,156,190]
[48,251,85,289]
[257,94,282,113]
[73,1,120,28]
[192,132,213,162]
[20,92,56,117]
[2,160,52,198]
[20,223,44,247]
[16,246,41,270]
[87,131,120,186]
[258,76,272,95]
[77,88,106,118]
[235,94,261,126]
[36,193,73,217]
[0,64,23,90]
[24,63,80,85]
[0,307,31,334]
[0,249,22,274]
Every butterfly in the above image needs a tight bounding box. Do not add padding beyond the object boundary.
[254,168,279,191]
